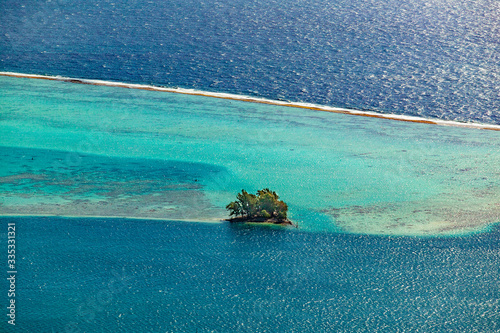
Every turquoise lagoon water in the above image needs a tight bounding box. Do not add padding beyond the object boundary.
[1,75,500,235]
[1,75,500,332]
[1,0,499,330]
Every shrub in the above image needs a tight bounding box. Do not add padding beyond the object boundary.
[226,188,288,221]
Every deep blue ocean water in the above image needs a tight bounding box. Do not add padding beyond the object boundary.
[0,0,498,124]
[1,216,499,332]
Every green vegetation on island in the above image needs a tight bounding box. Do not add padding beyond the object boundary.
[226,189,294,226]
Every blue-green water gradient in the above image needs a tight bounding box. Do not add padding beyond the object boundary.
[1,76,500,235]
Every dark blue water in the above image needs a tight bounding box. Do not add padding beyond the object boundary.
[1,0,498,124]
[1,216,499,332]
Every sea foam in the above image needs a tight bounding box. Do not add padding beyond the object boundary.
[2,71,500,131]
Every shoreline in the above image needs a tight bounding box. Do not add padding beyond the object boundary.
[2,71,500,131]
[0,213,298,227]
[0,213,224,224]
[1,214,498,237]
[226,216,298,228]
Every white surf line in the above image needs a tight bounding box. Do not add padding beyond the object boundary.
[2,71,500,131]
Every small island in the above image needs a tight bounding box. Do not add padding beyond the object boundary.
[226,189,295,226]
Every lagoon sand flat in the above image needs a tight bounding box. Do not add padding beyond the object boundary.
[1,74,500,236]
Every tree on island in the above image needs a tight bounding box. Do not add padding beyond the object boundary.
[226,188,292,224]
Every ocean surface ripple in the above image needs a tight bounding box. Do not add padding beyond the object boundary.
[1,217,499,332]
[0,0,498,124]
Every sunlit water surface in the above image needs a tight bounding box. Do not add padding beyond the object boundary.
[0,216,499,332]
